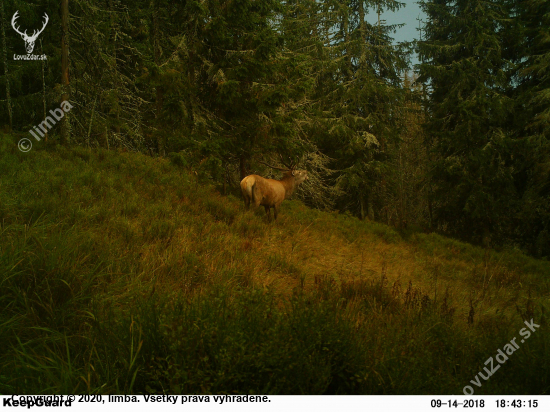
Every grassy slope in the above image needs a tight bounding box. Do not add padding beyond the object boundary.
[0,138,549,394]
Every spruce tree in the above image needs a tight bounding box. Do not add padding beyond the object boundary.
[418,0,516,244]
[309,0,409,220]
[513,0,550,255]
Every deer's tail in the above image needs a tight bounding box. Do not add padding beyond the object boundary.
[240,175,256,204]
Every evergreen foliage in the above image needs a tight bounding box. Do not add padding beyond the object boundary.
[0,0,548,256]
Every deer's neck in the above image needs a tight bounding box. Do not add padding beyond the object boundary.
[279,175,296,198]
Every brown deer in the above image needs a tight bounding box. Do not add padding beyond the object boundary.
[240,156,308,221]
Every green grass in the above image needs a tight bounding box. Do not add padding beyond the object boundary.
[0,134,549,394]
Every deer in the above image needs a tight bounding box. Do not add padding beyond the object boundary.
[240,156,308,221]
[12,11,49,54]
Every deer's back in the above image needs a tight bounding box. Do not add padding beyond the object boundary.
[249,175,286,205]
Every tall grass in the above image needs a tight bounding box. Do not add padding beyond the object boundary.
[0,135,548,394]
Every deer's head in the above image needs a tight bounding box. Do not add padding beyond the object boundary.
[260,155,308,184]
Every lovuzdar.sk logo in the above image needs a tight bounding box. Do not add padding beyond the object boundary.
[11,10,48,60]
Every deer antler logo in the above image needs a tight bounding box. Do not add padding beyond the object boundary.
[12,11,49,54]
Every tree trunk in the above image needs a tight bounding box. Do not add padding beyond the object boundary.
[187,50,195,130]
[222,162,227,195]
[399,150,405,227]
[358,0,367,66]
[0,0,12,131]
[239,155,248,181]
[105,125,110,150]
[87,96,97,148]
[152,0,164,156]
[61,0,71,144]
[368,196,374,221]
[428,184,434,231]
[109,0,120,135]
[342,8,351,80]
[41,39,48,141]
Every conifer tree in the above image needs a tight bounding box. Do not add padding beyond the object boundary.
[513,0,550,255]
[418,0,516,244]
[311,0,408,220]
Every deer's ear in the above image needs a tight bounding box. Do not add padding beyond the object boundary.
[291,171,296,176]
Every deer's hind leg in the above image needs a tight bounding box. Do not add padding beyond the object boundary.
[264,205,272,221]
